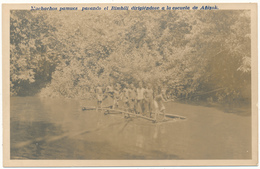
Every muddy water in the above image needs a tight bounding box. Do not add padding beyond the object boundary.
[10,96,251,159]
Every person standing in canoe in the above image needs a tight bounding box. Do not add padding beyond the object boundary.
[96,85,104,111]
[112,83,121,109]
[105,83,114,97]
[128,83,137,113]
[144,83,154,118]
[121,83,131,118]
[103,83,114,109]
[136,82,145,115]
[154,86,168,121]
[122,83,130,111]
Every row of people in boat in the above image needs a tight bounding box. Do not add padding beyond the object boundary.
[95,82,171,120]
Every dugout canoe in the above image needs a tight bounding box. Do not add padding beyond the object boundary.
[151,112,186,119]
[82,106,186,121]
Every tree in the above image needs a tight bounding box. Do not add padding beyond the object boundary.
[10,10,251,104]
[10,10,58,96]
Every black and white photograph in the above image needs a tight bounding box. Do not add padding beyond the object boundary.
[2,3,258,167]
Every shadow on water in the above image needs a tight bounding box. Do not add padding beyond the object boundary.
[11,121,64,159]
[11,120,180,159]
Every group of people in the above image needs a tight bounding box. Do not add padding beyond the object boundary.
[95,82,169,120]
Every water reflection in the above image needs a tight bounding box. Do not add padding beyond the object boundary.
[10,96,251,159]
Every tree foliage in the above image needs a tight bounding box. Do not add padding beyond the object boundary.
[10,10,251,103]
[10,10,59,96]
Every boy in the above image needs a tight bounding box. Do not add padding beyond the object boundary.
[112,83,121,109]
[128,83,137,113]
[96,85,104,111]
[105,83,114,98]
[136,82,145,115]
[122,83,130,111]
[103,83,114,109]
[144,83,154,117]
[154,87,167,121]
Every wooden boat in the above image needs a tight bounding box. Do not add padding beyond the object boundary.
[82,106,186,122]
[82,105,112,111]
[150,112,186,119]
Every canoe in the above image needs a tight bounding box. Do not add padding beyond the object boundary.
[82,106,186,122]
[82,105,112,111]
[150,112,186,119]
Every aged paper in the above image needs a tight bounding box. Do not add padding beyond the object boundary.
[2,3,258,167]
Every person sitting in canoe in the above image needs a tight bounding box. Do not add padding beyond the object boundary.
[154,86,168,121]
[96,85,104,111]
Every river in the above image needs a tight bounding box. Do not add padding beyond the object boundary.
[10,96,251,159]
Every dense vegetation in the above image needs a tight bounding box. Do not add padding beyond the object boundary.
[10,10,251,104]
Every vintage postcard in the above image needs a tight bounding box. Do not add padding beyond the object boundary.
[2,3,258,167]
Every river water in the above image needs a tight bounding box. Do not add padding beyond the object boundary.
[10,96,251,159]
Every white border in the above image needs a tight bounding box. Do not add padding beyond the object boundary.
[1,1,259,169]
